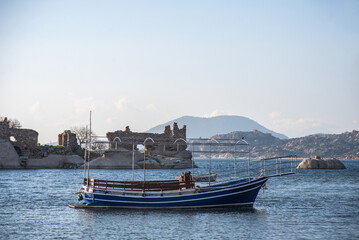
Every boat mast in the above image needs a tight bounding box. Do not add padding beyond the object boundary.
[143,146,146,184]
[208,139,219,190]
[234,144,237,181]
[248,142,250,181]
[84,125,88,185]
[209,143,211,190]
[191,142,194,175]
[87,111,92,184]
[132,143,135,182]
[143,137,155,187]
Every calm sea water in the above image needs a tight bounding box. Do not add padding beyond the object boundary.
[0,159,358,240]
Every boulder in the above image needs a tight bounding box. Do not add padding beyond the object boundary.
[0,138,21,169]
[137,156,195,169]
[88,148,144,169]
[27,154,84,169]
[88,148,196,169]
[297,156,346,169]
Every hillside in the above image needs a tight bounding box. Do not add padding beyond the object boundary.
[213,130,359,159]
[147,115,288,139]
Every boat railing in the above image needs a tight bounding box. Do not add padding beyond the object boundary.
[253,155,297,177]
[227,155,297,179]
[84,178,195,191]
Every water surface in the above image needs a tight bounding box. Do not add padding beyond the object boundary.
[0,160,358,239]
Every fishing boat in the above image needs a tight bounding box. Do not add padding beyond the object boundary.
[73,173,268,209]
[71,144,296,209]
[70,113,297,209]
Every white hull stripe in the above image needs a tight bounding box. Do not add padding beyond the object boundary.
[75,202,254,209]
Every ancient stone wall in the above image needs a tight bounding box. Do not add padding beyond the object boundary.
[0,118,38,156]
[107,122,187,152]
[58,130,81,153]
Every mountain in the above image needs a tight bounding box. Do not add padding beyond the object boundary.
[146,115,288,139]
[214,130,359,159]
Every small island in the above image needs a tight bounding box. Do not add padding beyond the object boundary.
[297,156,346,169]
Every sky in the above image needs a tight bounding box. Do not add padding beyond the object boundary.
[0,0,358,144]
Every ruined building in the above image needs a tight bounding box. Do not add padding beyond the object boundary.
[0,117,38,157]
[58,130,82,155]
[107,122,189,156]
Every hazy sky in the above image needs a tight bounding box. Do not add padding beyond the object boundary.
[1,0,358,143]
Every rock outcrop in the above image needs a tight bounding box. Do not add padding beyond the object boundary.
[1,118,85,169]
[0,118,39,158]
[88,148,143,169]
[137,156,195,169]
[297,156,346,169]
[0,138,21,169]
[27,154,84,169]
[88,147,196,169]
[0,139,84,169]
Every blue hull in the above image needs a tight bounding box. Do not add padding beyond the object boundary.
[80,177,268,209]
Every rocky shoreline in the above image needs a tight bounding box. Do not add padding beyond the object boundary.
[1,117,357,169]
[0,138,196,169]
[0,120,196,169]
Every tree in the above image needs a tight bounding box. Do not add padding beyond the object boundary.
[91,142,107,154]
[70,126,97,146]
[9,119,22,128]
[71,126,108,155]
[0,116,22,128]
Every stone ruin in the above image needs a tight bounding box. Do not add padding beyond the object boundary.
[0,117,39,157]
[106,123,187,151]
[0,117,194,169]
[58,130,82,154]
[0,117,83,159]
[107,122,188,153]
[93,122,193,168]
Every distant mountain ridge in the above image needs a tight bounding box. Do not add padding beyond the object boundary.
[147,115,288,139]
[214,130,359,159]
